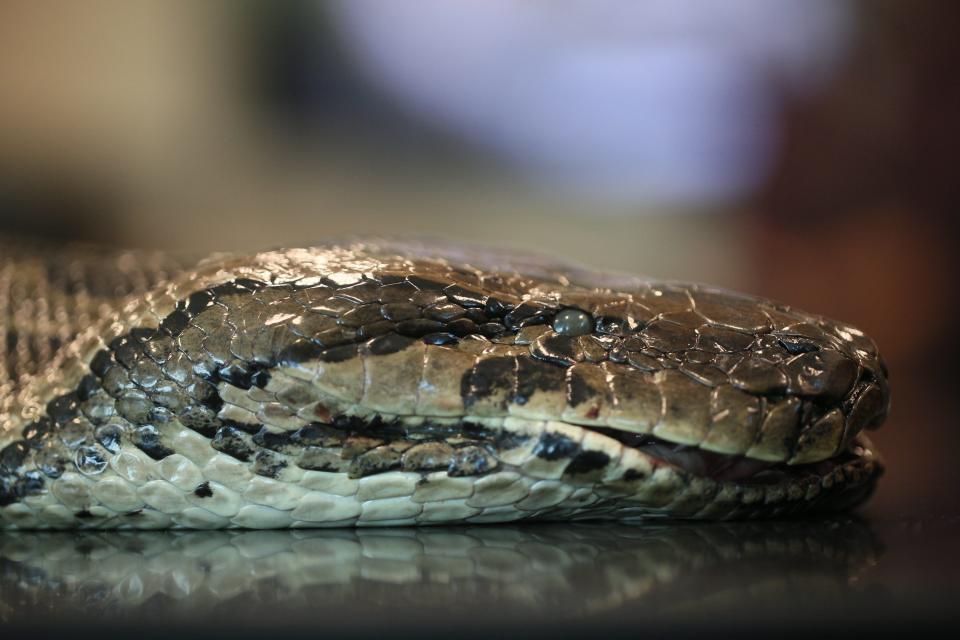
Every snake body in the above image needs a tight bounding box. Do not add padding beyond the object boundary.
[0,239,889,529]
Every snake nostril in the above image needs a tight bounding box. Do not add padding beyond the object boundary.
[553,309,593,336]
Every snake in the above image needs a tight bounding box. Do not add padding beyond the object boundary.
[0,238,890,529]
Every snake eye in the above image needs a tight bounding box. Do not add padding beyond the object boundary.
[553,309,593,336]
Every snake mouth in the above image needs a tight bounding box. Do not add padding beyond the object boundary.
[591,427,878,485]
[374,412,881,502]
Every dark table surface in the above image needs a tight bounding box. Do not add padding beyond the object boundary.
[1,513,958,638]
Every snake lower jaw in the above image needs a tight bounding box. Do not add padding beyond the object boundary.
[472,415,883,519]
[593,426,881,483]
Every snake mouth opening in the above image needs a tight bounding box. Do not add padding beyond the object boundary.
[591,427,876,485]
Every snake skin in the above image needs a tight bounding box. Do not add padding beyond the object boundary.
[0,239,890,529]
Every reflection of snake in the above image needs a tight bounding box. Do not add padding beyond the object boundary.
[0,239,889,528]
[0,518,881,621]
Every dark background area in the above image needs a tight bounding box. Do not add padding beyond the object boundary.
[1,0,958,635]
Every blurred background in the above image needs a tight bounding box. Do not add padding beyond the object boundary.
[0,0,957,535]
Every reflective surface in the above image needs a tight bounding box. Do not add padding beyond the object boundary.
[2,515,958,636]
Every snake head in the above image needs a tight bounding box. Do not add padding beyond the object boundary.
[0,241,890,525]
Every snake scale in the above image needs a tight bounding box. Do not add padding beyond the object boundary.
[0,238,890,529]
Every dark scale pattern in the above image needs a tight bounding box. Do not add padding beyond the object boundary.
[211,426,256,461]
[129,425,174,461]
[533,432,581,461]
[0,242,891,523]
[565,450,612,475]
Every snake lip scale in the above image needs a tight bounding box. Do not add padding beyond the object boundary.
[0,239,890,528]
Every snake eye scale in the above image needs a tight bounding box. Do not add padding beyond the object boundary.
[0,240,890,529]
